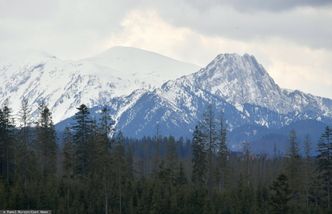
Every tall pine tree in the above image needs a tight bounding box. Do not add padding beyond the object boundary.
[72,104,93,176]
[36,103,57,177]
[269,174,291,213]
[192,126,206,186]
[0,105,15,184]
[317,126,332,209]
[200,105,218,195]
[216,116,228,192]
[285,130,302,200]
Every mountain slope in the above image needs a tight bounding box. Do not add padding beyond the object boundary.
[84,46,201,89]
[1,48,332,151]
[191,53,284,112]
[110,53,332,140]
[0,47,199,123]
[189,53,332,116]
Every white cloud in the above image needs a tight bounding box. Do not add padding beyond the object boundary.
[105,9,332,98]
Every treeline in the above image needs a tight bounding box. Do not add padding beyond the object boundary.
[0,102,332,213]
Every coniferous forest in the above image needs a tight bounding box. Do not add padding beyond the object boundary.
[1,102,332,213]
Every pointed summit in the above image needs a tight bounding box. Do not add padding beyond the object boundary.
[206,53,267,77]
[190,53,283,111]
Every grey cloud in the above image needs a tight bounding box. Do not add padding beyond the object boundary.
[0,0,58,19]
[186,0,332,12]
[0,0,331,58]
[147,0,332,50]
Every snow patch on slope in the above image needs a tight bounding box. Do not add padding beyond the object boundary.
[0,47,200,124]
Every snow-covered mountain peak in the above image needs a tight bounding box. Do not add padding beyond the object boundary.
[184,53,281,111]
[204,53,267,77]
[84,46,200,88]
[157,52,332,119]
[0,46,201,124]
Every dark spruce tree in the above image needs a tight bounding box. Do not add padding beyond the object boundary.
[62,127,74,177]
[216,116,228,192]
[60,127,75,212]
[36,103,57,177]
[90,107,114,214]
[99,106,115,139]
[269,174,291,214]
[112,131,127,214]
[0,105,15,185]
[27,103,57,210]
[14,99,38,209]
[285,129,302,204]
[303,135,313,209]
[192,125,206,186]
[316,126,332,210]
[72,104,93,176]
[200,105,218,195]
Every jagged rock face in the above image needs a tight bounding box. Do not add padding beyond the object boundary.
[191,54,284,111]
[186,53,332,116]
[1,47,332,140]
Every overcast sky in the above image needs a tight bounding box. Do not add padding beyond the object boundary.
[1,0,332,98]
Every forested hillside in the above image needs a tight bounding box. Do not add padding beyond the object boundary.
[0,102,331,213]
